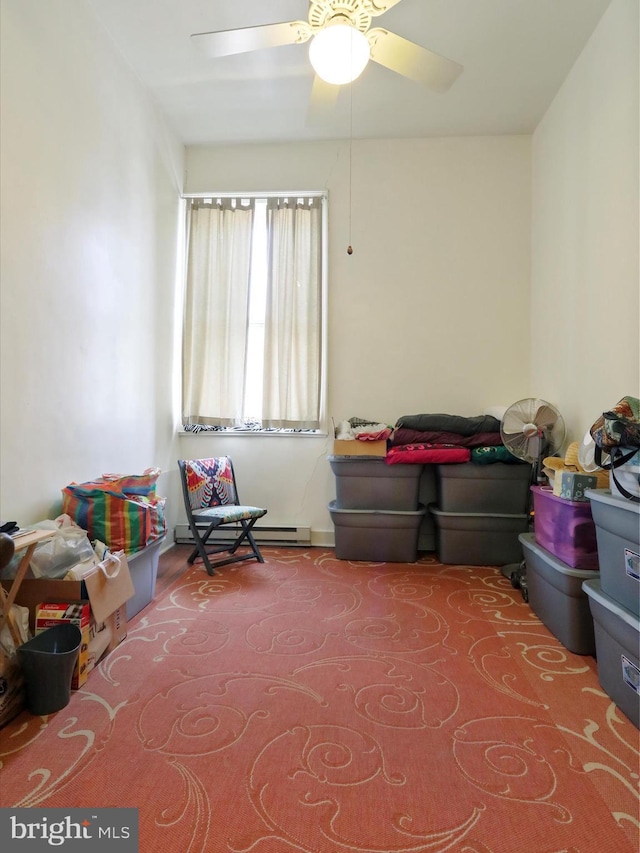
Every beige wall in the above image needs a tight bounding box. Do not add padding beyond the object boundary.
[0,0,184,532]
[531,0,639,442]
[183,136,532,539]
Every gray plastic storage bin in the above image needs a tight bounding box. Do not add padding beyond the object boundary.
[429,505,529,565]
[520,533,599,655]
[418,466,437,552]
[328,501,426,562]
[126,538,164,620]
[585,489,640,617]
[583,579,639,729]
[436,462,532,513]
[328,456,421,511]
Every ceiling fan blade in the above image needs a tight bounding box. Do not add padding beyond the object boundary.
[369,0,405,13]
[368,28,463,93]
[191,21,311,59]
[307,75,340,125]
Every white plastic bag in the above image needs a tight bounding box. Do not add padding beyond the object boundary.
[610,449,640,500]
[29,515,97,579]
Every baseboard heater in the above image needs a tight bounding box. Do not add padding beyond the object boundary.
[174,523,312,547]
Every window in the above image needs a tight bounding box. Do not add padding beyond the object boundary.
[182,193,326,432]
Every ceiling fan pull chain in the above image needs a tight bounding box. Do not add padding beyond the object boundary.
[347,76,354,255]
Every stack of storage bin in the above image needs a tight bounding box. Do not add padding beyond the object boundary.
[327,457,425,562]
[429,463,531,565]
[583,489,640,728]
[519,486,600,655]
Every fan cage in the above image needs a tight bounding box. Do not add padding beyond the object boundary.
[500,399,566,474]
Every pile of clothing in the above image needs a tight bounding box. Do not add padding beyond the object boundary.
[386,412,521,465]
[335,417,393,443]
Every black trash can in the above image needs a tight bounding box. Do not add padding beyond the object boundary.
[17,623,82,715]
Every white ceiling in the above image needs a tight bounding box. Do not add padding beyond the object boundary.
[86,0,612,146]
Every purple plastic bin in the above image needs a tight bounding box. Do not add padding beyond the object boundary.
[531,486,599,570]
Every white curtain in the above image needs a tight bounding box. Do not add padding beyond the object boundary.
[182,198,255,426]
[262,198,322,429]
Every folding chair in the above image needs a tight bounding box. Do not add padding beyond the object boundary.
[178,457,267,575]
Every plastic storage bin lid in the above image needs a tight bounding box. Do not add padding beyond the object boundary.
[585,488,640,515]
[519,532,600,580]
[582,578,639,629]
[531,484,591,508]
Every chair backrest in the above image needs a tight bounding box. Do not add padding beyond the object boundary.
[178,457,239,511]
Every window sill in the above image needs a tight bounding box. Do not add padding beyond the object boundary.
[177,429,329,438]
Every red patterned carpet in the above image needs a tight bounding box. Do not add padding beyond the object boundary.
[1,547,639,852]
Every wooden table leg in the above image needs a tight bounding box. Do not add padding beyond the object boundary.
[0,584,22,649]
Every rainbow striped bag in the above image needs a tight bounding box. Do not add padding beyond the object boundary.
[62,469,166,554]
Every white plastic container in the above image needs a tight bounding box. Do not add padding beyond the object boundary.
[609,450,640,500]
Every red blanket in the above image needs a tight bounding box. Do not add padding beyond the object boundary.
[385,444,471,465]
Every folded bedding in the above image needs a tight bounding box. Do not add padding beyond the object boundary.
[336,417,392,442]
[353,424,392,441]
[470,446,525,464]
[390,428,504,448]
[396,413,502,436]
[385,444,471,465]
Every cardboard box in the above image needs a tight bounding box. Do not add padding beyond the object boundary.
[35,601,91,689]
[331,417,388,458]
[332,439,387,457]
[1,552,134,629]
[87,606,127,675]
[552,470,598,501]
[0,648,25,728]
[1,551,134,676]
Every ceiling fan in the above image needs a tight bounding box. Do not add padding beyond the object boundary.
[191,0,463,119]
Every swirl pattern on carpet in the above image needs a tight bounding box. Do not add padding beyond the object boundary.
[1,548,638,853]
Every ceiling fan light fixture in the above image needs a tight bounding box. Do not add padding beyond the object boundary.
[309,23,370,85]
